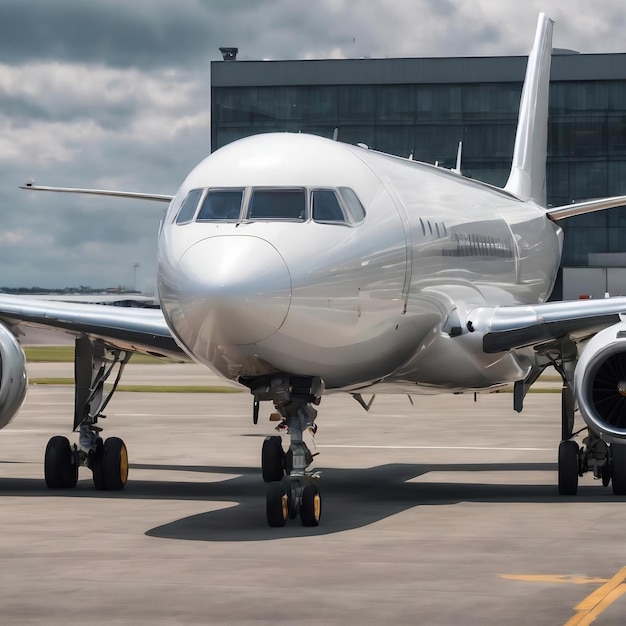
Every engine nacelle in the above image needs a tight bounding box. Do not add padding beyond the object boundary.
[0,324,28,429]
[575,320,626,443]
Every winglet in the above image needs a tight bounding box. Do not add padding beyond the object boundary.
[504,13,554,206]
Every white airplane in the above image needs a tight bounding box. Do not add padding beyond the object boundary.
[5,13,626,527]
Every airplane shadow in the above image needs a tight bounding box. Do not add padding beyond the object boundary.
[1,460,623,541]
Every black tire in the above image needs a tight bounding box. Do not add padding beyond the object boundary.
[262,436,285,483]
[44,436,78,489]
[91,437,106,490]
[602,460,612,487]
[93,437,128,491]
[300,483,322,527]
[558,440,579,496]
[266,481,288,527]
[612,445,626,495]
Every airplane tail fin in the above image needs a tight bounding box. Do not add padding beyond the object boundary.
[504,13,554,206]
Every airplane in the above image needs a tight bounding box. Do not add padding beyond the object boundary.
[4,12,626,527]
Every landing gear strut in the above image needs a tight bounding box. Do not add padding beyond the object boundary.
[555,359,614,494]
[252,375,323,527]
[43,336,130,491]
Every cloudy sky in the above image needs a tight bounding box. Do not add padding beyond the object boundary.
[1,0,624,291]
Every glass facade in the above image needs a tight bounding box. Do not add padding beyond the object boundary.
[211,56,626,281]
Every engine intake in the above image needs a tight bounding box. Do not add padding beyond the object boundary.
[575,322,626,442]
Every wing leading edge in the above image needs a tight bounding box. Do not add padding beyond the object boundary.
[0,294,186,359]
[468,297,626,354]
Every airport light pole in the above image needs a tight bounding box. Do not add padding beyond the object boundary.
[133,263,140,292]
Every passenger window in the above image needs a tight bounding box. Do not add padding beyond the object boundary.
[338,187,366,222]
[197,189,243,221]
[312,190,346,223]
[248,189,306,221]
[175,188,203,224]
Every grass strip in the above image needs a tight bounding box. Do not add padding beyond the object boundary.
[29,377,561,394]
[23,346,166,364]
[29,378,241,393]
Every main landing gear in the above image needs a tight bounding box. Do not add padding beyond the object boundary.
[252,375,323,527]
[43,336,129,491]
[556,375,626,496]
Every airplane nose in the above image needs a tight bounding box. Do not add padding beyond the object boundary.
[177,235,291,345]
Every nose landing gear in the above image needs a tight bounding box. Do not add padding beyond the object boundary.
[253,375,324,527]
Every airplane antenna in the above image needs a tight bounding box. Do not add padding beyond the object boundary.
[332,128,339,141]
[408,151,413,161]
[452,141,463,174]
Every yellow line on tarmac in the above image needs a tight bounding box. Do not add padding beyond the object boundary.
[501,574,609,585]
[565,566,626,625]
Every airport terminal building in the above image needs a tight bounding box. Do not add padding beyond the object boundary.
[210,51,626,299]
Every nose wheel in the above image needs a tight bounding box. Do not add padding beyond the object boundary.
[266,479,322,527]
[261,436,285,483]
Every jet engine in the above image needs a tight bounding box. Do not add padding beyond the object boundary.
[575,321,626,443]
[0,323,28,429]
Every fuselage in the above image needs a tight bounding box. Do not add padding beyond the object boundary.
[158,133,562,392]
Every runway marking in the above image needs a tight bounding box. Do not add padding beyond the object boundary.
[317,445,551,451]
[564,566,626,625]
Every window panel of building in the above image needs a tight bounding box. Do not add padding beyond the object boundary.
[413,124,463,165]
[607,206,626,228]
[569,160,609,201]
[462,83,521,120]
[608,160,626,196]
[338,86,376,122]
[548,117,607,157]
[256,86,302,121]
[550,81,608,115]
[375,125,415,157]
[609,82,626,112]
[463,123,516,158]
[377,85,415,121]
[608,116,626,155]
[214,87,257,124]
[415,85,462,120]
[299,86,338,122]
[608,226,626,252]
[561,225,607,266]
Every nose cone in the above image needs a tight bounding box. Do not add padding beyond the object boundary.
[176,236,291,345]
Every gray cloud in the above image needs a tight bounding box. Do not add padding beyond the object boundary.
[1,0,625,289]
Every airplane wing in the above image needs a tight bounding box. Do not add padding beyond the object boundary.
[0,293,186,359]
[468,297,626,354]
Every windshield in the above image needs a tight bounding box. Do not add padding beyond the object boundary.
[247,188,306,221]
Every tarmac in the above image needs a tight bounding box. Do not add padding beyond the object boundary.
[2,362,626,625]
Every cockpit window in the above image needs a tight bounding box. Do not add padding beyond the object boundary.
[197,189,243,221]
[247,188,306,221]
[175,188,203,224]
[338,187,366,222]
[312,189,347,223]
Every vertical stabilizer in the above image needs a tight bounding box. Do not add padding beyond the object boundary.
[504,13,554,206]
